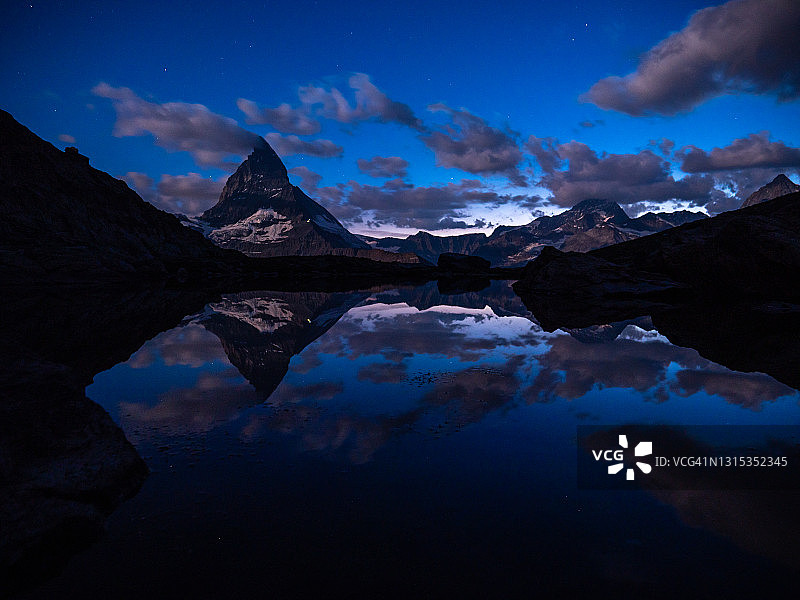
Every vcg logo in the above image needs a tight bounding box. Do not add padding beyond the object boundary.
[591,434,653,480]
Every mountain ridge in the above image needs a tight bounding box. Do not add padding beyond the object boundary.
[741,174,800,208]
[366,199,708,265]
[0,109,240,283]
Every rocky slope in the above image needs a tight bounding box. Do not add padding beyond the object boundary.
[741,173,799,208]
[0,110,239,284]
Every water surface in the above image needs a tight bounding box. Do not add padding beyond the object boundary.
[20,282,800,598]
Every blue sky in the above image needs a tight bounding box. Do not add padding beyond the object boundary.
[3,0,799,235]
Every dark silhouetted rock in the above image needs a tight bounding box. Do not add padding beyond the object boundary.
[0,109,240,284]
[0,110,445,289]
[514,195,800,390]
[0,285,232,594]
[514,246,687,328]
[515,192,800,317]
[593,192,800,296]
[366,231,487,264]
[437,252,490,272]
[436,277,491,295]
[0,357,148,595]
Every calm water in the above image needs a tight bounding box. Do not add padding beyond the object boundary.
[20,282,800,598]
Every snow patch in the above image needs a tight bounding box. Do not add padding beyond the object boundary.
[178,216,215,238]
[209,208,294,244]
[206,297,296,333]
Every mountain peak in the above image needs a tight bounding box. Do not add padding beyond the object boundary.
[197,137,368,255]
[241,138,288,181]
[741,173,800,208]
[201,139,289,226]
[566,198,629,222]
[771,174,793,185]
[571,198,620,211]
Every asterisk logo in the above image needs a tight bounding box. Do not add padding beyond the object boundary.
[608,435,652,480]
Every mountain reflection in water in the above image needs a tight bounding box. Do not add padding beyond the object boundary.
[5,281,800,599]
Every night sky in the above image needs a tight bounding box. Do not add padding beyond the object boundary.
[3,0,799,236]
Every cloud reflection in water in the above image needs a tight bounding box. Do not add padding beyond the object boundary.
[92,288,800,465]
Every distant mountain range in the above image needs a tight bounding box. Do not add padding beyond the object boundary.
[514,189,800,330]
[172,133,800,268]
[362,198,706,265]
[176,136,717,266]
[362,174,799,265]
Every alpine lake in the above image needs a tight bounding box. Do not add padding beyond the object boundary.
[11,280,800,599]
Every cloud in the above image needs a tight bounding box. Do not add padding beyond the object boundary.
[526,136,714,208]
[58,133,76,144]
[704,167,794,213]
[436,217,487,230]
[356,156,409,178]
[121,368,257,436]
[156,173,226,214]
[652,138,675,157]
[357,362,407,384]
[121,171,156,202]
[236,98,321,135]
[122,171,226,215]
[127,323,230,369]
[264,132,343,158]
[329,178,538,230]
[678,132,800,173]
[288,166,323,191]
[92,82,260,168]
[525,136,561,174]
[668,133,800,212]
[527,334,703,404]
[421,103,525,184]
[298,73,424,130]
[582,0,800,115]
